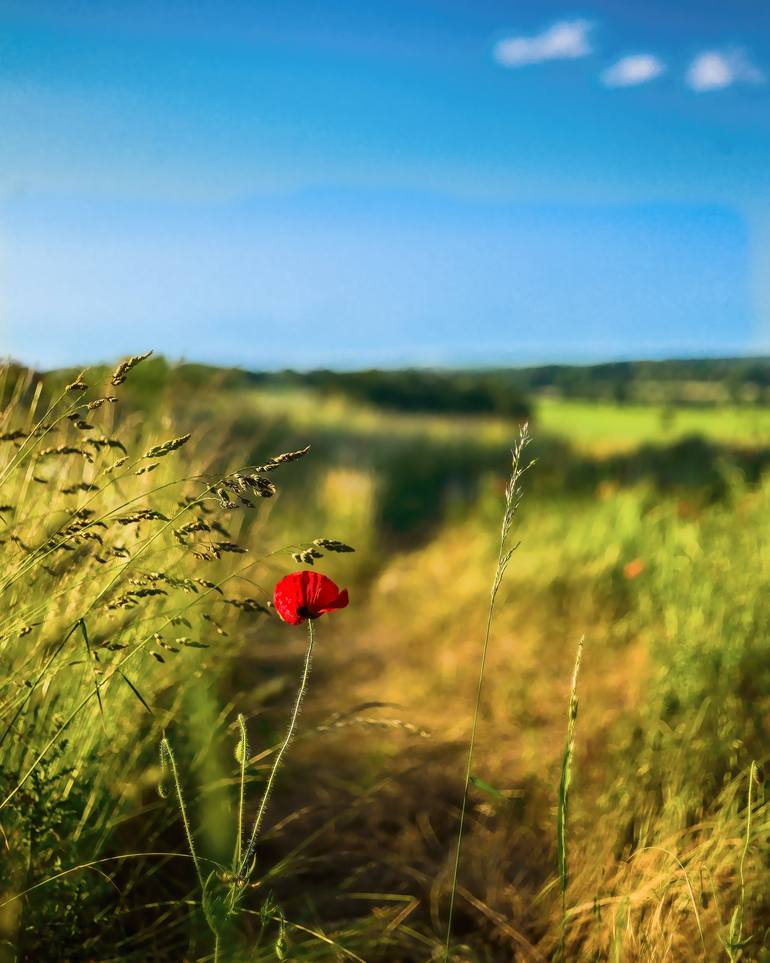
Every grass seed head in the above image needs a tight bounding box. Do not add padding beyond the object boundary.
[313,538,355,553]
[217,488,237,509]
[87,436,127,454]
[110,351,153,386]
[61,483,99,494]
[240,475,277,498]
[211,541,247,554]
[143,433,192,459]
[40,446,94,463]
[65,372,88,391]
[254,445,311,472]
[270,444,311,464]
[116,509,169,525]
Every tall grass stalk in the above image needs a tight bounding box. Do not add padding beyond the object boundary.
[234,713,250,873]
[726,760,758,959]
[443,424,532,961]
[557,636,583,958]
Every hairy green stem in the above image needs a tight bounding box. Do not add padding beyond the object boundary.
[238,618,316,879]
[234,713,249,872]
[160,737,205,892]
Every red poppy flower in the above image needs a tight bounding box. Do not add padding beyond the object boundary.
[273,571,349,625]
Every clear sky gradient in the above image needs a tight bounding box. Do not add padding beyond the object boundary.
[2,1,769,369]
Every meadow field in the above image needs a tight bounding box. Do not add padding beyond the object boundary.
[1,355,770,962]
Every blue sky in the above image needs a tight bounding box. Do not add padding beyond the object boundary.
[1,1,769,369]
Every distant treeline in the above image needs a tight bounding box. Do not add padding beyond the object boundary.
[249,356,770,414]
[27,354,770,421]
[272,368,531,418]
[496,357,770,405]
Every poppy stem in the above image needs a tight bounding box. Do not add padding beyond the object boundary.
[238,618,316,879]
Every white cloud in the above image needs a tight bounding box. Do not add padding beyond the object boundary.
[601,54,665,88]
[493,20,593,68]
[686,48,764,92]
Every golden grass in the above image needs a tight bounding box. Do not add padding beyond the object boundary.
[1,362,770,960]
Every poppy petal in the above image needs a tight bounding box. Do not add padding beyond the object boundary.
[318,588,349,614]
[273,570,349,623]
[274,573,307,623]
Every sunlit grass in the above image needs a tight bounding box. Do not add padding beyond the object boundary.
[3,360,770,960]
[537,396,770,450]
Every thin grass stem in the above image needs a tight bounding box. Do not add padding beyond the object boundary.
[443,424,532,961]
[557,636,584,959]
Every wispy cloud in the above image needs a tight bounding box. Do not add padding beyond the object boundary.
[686,48,764,92]
[601,54,665,88]
[493,20,593,68]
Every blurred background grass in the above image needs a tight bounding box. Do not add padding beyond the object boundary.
[3,355,770,960]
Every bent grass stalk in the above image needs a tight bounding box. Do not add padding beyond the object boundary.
[0,550,276,814]
[443,424,532,961]
[626,846,706,954]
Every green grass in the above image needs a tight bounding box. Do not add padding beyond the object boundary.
[3,360,770,960]
[537,396,770,448]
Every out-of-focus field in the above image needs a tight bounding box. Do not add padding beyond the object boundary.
[2,357,770,962]
[538,397,770,448]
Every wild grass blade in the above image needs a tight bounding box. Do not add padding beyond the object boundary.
[78,617,105,728]
[557,636,584,957]
[443,423,532,961]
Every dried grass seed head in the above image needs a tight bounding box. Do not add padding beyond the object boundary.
[110,351,152,386]
[313,538,355,553]
[143,433,191,459]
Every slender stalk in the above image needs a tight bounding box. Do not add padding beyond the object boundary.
[161,737,222,958]
[557,637,584,959]
[159,737,205,892]
[238,618,316,879]
[735,760,757,950]
[234,713,249,872]
[444,426,532,960]
[444,603,495,960]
